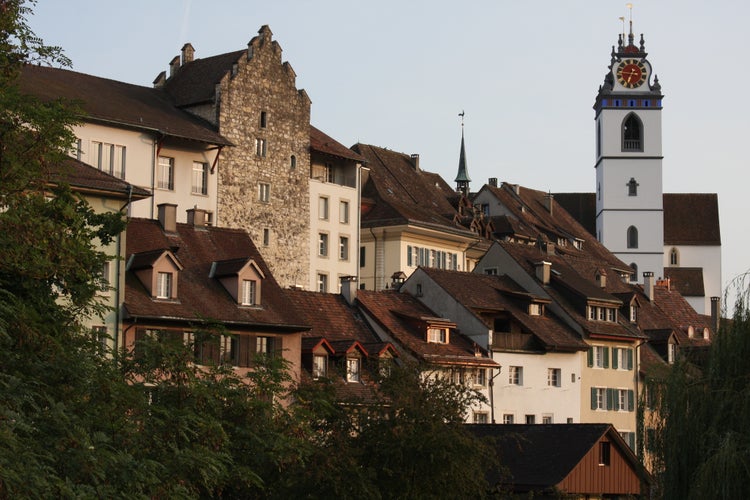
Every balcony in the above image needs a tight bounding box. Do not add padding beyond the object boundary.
[492,332,535,351]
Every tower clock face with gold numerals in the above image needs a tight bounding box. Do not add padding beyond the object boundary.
[616,59,648,88]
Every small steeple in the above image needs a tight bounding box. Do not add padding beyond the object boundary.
[454,111,471,197]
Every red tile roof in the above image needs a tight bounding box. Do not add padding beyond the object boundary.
[310,126,365,163]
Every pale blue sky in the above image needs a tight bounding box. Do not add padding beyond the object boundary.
[30,0,749,308]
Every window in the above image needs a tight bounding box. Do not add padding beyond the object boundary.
[475,368,487,387]
[255,138,267,157]
[156,272,172,299]
[592,387,606,410]
[319,196,329,220]
[508,366,523,385]
[92,325,108,350]
[313,354,327,379]
[630,304,638,322]
[627,226,639,248]
[622,113,643,151]
[346,357,360,382]
[157,156,174,190]
[290,155,296,169]
[190,162,208,195]
[241,279,257,306]
[339,236,349,260]
[607,308,616,322]
[599,441,611,466]
[547,368,561,387]
[428,327,448,344]
[627,177,639,196]
[525,415,536,424]
[588,345,609,368]
[99,261,111,292]
[668,343,676,364]
[339,200,350,224]
[92,141,126,178]
[481,203,490,217]
[630,262,638,282]
[485,268,498,276]
[612,347,634,370]
[620,432,636,450]
[318,233,328,257]
[259,183,270,202]
[542,415,553,424]
[325,163,334,183]
[260,111,267,128]
[359,247,365,268]
[670,247,679,266]
[263,228,270,246]
[503,414,514,424]
[529,303,543,316]
[317,273,328,293]
[473,412,489,424]
[256,336,274,356]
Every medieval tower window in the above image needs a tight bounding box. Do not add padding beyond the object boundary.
[260,111,267,128]
[622,113,643,151]
[627,226,639,248]
[670,247,679,266]
[290,155,296,169]
[627,177,639,196]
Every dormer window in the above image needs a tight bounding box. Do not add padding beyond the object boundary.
[588,305,617,323]
[529,303,544,316]
[210,258,265,306]
[630,304,638,322]
[313,354,327,379]
[241,279,257,306]
[346,357,361,382]
[156,272,173,299]
[428,327,448,344]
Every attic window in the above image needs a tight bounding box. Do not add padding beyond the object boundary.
[313,354,327,379]
[588,305,617,323]
[156,272,173,299]
[629,304,637,322]
[241,279,257,306]
[346,357,361,382]
[529,303,544,316]
[427,327,448,344]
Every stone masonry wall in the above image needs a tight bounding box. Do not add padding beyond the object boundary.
[216,26,311,289]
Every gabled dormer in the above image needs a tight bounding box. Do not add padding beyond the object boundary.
[210,257,266,306]
[302,337,335,380]
[127,249,184,300]
[328,340,369,383]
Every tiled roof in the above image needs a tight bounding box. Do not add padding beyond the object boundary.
[652,283,713,346]
[552,192,597,237]
[163,49,246,107]
[416,268,588,351]
[356,289,499,368]
[468,424,649,492]
[663,267,705,297]
[124,218,306,330]
[53,157,151,200]
[310,126,365,162]
[20,65,231,146]
[351,143,474,236]
[664,193,721,246]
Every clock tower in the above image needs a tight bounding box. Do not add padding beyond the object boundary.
[593,19,664,282]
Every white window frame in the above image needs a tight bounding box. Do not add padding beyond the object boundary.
[156,272,172,299]
[93,141,126,179]
[346,357,360,382]
[191,161,208,195]
[317,273,328,293]
[157,156,174,190]
[509,366,523,386]
[339,200,350,224]
[241,279,257,306]
[318,233,329,257]
[547,368,561,387]
[427,327,447,344]
[473,412,489,424]
[503,414,514,424]
[313,354,327,379]
[594,387,606,410]
[593,345,607,368]
[319,196,329,220]
[255,138,267,157]
[339,236,349,261]
[258,183,270,203]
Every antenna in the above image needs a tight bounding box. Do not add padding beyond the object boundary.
[626,3,634,43]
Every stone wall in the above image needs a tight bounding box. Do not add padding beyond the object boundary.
[215,26,312,289]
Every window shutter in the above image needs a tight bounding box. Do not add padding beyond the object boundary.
[603,347,610,368]
[627,348,634,370]
[612,348,619,369]
[587,347,593,367]
[628,389,635,411]
[591,387,597,410]
[239,335,253,367]
[606,388,614,410]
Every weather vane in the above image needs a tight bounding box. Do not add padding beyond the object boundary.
[459,110,465,128]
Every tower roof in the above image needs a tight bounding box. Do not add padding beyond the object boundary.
[454,130,471,183]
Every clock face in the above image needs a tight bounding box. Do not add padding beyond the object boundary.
[616,59,648,89]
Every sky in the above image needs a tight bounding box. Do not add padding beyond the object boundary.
[29,0,749,311]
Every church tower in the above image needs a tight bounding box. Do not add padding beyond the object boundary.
[594,13,664,282]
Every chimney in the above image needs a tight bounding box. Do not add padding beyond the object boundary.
[711,296,721,333]
[545,242,555,256]
[186,206,207,227]
[390,271,407,290]
[535,261,551,285]
[341,276,358,305]
[181,43,194,65]
[596,270,607,288]
[157,203,177,233]
[489,177,498,187]
[169,55,180,77]
[643,271,655,301]
[410,154,420,171]
[544,192,554,216]
[153,71,166,88]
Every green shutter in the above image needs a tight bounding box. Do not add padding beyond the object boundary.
[628,389,635,411]
[627,348,634,370]
[587,347,594,367]
[591,387,598,410]
[606,388,614,410]
[612,348,619,369]
[603,347,610,368]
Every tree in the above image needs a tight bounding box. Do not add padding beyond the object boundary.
[648,279,750,499]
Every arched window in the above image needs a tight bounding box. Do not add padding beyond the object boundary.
[627,226,638,248]
[630,262,638,282]
[627,177,639,196]
[670,247,679,266]
[622,113,643,151]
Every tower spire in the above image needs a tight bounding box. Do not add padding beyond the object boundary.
[454,111,471,197]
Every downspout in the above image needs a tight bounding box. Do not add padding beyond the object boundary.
[489,366,502,424]
[151,134,165,219]
[113,185,133,360]
[369,227,378,290]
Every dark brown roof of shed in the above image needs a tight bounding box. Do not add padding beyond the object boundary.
[19,65,230,146]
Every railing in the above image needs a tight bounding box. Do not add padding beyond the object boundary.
[623,139,642,151]
[492,332,535,351]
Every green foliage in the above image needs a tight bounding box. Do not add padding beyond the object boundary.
[649,279,750,499]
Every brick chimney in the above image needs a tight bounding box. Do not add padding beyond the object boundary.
[157,203,177,233]
[643,271,655,301]
[341,276,358,305]
[186,207,207,228]
[711,296,721,333]
[535,261,551,285]
[410,154,420,171]
[181,43,194,65]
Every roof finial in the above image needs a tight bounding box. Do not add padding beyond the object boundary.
[626,3,635,46]
[459,110,465,129]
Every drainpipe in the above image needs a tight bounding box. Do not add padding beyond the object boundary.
[113,185,133,360]
[489,365,502,424]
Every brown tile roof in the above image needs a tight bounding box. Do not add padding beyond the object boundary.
[310,126,365,163]
[356,289,499,368]
[19,65,231,146]
[163,49,246,107]
[351,143,474,236]
[53,158,151,200]
[417,268,588,351]
[652,283,713,346]
[664,193,721,246]
[552,192,597,237]
[663,267,705,297]
[124,218,306,330]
